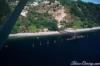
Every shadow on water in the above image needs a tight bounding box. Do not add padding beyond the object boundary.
[1,30,100,66]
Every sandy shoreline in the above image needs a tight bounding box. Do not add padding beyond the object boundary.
[9,27,100,38]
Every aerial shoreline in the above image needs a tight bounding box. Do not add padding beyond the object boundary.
[9,27,100,38]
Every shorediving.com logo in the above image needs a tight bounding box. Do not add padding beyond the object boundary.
[70,61,100,66]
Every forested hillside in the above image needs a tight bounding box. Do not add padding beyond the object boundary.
[0,0,100,33]
[70,1,100,28]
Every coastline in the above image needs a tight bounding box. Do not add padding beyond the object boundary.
[9,27,100,38]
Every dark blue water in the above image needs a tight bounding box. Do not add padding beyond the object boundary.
[1,31,100,66]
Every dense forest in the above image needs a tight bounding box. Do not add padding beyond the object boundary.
[0,0,100,33]
[0,0,11,27]
[70,1,100,28]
